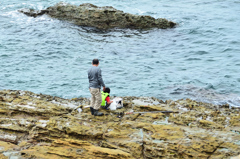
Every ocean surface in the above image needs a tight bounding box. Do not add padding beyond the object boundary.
[1,0,240,107]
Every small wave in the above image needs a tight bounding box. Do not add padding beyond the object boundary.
[195,51,208,55]
[188,29,199,34]
[170,91,182,95]
[205,83,215,90]
[230,40,240,44]
[135,9,146,15]
[0,54,9,58]
[144,65,154,69]
[186,58,201,61]
[222,48,233,53]
[206,59,215,62]
[224,75,232,78]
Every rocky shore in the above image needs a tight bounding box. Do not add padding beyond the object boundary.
[19,2,176,30]
[0,90,239,158]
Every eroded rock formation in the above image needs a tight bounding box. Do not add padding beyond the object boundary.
[0,90,239,158]
[19,2,176,30]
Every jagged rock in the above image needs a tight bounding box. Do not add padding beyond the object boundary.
[18,9,48,18]
[19,2,176,30]
[0,90,239,158]
[230,115,240,127]
[20,138,134,159]
[231,155,240,159]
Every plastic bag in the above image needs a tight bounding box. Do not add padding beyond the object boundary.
[109,101,117,110]
[109,97,123,110]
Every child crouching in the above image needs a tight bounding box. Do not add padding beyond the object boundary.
[101,87,113,109]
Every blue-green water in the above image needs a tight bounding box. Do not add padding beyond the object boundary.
[1,0,240,107]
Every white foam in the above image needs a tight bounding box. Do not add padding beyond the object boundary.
[135,9,146,15]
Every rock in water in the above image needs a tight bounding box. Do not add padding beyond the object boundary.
[19,2,176,30]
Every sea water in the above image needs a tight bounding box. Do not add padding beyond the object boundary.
[1,0,240,107]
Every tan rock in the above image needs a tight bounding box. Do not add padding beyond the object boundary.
[0,141,19,152]
[230,115,240,127]
[0,90,239,158]
[231,155,240,159]
[21,138,133,159]
[199,120,225,129]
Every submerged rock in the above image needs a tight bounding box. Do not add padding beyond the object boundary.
[0,90,239,158]
[19,2,176,30]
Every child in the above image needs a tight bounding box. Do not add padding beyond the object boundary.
[101,87,113,109]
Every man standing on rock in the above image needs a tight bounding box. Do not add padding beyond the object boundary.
[88,59,105,116]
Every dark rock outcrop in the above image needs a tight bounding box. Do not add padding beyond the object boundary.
[19,2,176,30]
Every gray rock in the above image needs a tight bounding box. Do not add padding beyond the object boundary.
[19,2,176,30]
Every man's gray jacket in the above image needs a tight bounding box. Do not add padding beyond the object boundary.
[88,66,105,88]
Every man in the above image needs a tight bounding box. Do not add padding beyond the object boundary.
[88,59,105,116]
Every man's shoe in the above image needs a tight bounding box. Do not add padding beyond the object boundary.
[93,109,104,116]
[90,107,94,115]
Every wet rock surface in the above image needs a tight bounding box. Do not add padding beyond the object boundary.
[0,90,239,158]
[19,2,176,30]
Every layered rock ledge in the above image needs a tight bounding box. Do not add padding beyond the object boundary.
[19,2,176,30]
[0,90,239,158]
